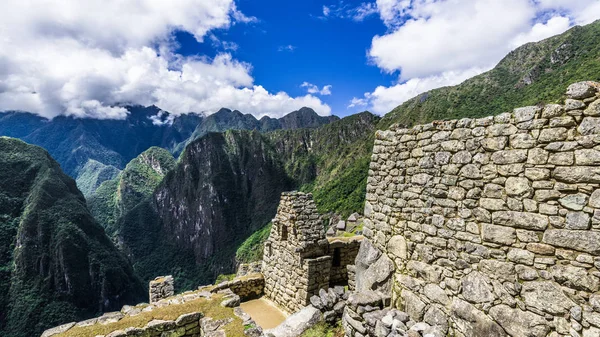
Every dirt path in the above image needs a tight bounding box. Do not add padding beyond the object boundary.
[240,297,288,330]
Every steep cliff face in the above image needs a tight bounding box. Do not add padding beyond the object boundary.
[89,147,177,238]
[118,130,293,289]
[0,137,144,337]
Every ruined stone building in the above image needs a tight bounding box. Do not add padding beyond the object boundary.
[262,192,361,313]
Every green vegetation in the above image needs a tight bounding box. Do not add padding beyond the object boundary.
[300,322,344,337]
[215,274,236,284]
[268,111,380,218]
[88,147,176,237]
[0,137,144,337]
[75,159,121,197]
[381,20,600,128]
[235,223,272,263]
[58,293,246,337]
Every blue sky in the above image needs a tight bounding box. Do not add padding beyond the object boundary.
[175,0,395,117]
[1,0,599,120]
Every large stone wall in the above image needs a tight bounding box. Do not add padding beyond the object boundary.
[359,81,600,337]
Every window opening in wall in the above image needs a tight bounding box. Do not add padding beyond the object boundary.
[281,225,288,241]
[266,243,272,256]
[333,248,341,267]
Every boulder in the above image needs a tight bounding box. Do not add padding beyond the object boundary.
[265,305,322,337]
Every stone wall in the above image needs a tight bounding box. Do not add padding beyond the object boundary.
[358,81,600,337]
[149,275,175,304]
[328,237,362,286]
[212,273,265,300]
[42,287,255,337]
[262,192,331,313]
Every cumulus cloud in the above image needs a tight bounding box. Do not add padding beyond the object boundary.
[356,0,600,115]
[0,0,330,119]
[352,67,487,114]
[301,82,332,95]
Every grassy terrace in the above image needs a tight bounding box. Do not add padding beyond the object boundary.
[57,290,245,337]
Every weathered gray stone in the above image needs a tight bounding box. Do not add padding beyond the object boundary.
[505,177,532,198]
[266,305,322,337]
[539,128,567,142]
[576,149,600,166]
[521,281,576,315]
[554,166,600,183]
[355,239,382,291]
[579,117,600,135]
[387,235,407,259]
[566,212,590,230]
[585,99,600,116]
[507,248,534,265]
[559,194,589,211]
[510,133,536,148]
[402,290,426,321]
[514,106,539,122]
[450,298,506,337]
[543,229,600,254]
[482,223,516,245]
[527,148,549,165]
[492,211,548,230]
[481,137,507,151]
[566,81,597,99]
[41,322,76,337]
[488,305,550,337]
[423,284,450,306]
[462,271,496,303]
[551,264,599,292]
[491,150,528,164]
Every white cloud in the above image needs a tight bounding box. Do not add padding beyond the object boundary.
[278,45,297,52]
[370,0,535,79]
[317,2,379,21]
[0,0,331,119]
[354,67,486,114]
[358,0,600,115]
[510,16,571,48]
[348,97,368,108]
[301,82,332,95]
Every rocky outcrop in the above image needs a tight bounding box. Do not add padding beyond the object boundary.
[355,81,600,337]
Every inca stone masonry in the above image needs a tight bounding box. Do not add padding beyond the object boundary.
[350,81,600,337]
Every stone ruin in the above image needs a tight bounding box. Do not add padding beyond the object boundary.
[262,191,362,314]
[149,275,175,303]
[344,81,600,337]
